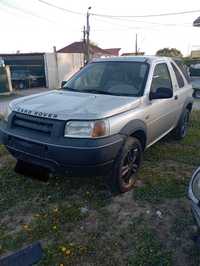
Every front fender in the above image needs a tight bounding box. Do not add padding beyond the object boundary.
[120,119,147,136]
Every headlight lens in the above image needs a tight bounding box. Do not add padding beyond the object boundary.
[192,171,200,201]
[4,105,12,122]
[64,120,109,138]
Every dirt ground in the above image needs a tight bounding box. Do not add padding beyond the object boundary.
[0,111,200,265]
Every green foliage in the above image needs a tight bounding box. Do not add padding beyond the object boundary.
[1,111,200,265]
[156,48,183,57]
[133,111,200,202]
[128,222,172,266]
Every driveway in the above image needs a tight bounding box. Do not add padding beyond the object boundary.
[0,87,51,115]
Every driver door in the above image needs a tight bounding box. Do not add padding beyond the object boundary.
[147,62,177,144]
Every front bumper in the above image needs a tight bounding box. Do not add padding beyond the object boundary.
[0,119,124,175]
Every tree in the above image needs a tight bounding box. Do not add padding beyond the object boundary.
[89,40,99,47]
[156,48,183,58]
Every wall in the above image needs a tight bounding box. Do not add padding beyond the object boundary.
[191,50,200,59]
[0,66,12,94]
[44,53,58,89]
[57,53,84,84]
[44,53,84,89]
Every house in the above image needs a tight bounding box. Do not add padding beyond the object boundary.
[191,50,200,59]
[103,48,121,56]
[57,41,120,59]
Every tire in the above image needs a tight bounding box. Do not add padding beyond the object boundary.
[106,136,143,194]
[173,109,190,140]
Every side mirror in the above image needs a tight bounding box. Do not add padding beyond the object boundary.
[61,81,67,88]
[193,88,200,99]
[150,87,173,100]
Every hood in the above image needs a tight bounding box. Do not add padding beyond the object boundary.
[11,90,141,120]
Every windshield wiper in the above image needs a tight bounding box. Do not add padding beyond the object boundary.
[81,89,114,95]
[63,86,77,92]
[63,87,133,96]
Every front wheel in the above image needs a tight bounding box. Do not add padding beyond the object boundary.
[107,137,143,194]
[173,109,190,140]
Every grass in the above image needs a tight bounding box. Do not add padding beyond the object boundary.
[1,111,200,265]
[128,219,172,266]
[133,113,200,202]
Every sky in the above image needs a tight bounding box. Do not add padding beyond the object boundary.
[0,0,200,56]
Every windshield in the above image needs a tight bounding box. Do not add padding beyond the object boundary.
[63,61,149,97]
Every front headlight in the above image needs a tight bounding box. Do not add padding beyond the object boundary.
[191,170,200,202]
[64,120,110,138]
[4,105,12,122]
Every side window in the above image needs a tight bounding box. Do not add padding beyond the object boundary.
[150,63,172,93]
[171,63,185,88]
[174,60,190,82]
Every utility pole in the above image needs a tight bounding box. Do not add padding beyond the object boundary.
[86,6,91,63]
[135,33,138,55]
[83,25,87,65]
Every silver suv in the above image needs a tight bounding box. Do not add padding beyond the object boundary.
[0,56,193,193]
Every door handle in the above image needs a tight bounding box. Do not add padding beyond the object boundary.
[174,95,178,100]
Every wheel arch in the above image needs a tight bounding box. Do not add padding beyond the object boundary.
[120,119,147,150]
[186,102,193,112]
[183,97,193,113]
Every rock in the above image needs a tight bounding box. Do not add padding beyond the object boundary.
[84,212,98,233]
[156,210,162,218]
[80,207,89,214]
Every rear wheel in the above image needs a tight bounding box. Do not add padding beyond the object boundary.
[173,109,190,140]
[107,136,143,194]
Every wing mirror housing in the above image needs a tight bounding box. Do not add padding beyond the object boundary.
[61,81,67,88]
[150,87,173,100]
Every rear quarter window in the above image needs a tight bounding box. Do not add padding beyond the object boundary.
[171,63,185,88]
[173,60,190,83]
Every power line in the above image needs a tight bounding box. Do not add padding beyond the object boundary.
[92,15,192,29]
[38,0,84,16]
[38,0,200,22]
[0,0,54,23]
[91,9,200,18]
[38,1,194,27]
[92,16,158,31]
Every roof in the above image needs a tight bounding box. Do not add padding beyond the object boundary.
[103,48,121,56]
[57,41,111,55]
[0,53,45,56]
[91,56,169,63]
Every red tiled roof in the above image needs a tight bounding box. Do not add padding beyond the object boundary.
[103,48,121,56]
[57,41,111,55]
